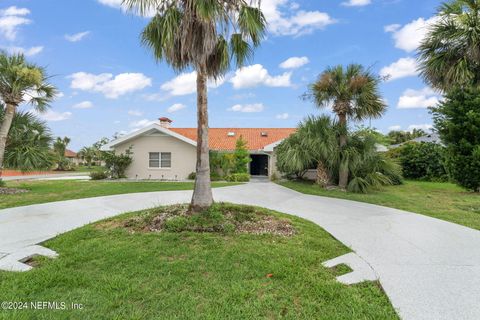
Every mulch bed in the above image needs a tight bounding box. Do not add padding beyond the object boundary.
[0,187,29,195]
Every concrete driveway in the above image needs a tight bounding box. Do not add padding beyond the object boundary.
[0,181,479,320]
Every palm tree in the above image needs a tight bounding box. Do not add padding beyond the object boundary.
[53,137,71,171]
[0,52,57,178]
[418,0,480,91]
[0,108,54,171]
[307,64,386,189]
[79,146,96,168]
[123,0,266,213]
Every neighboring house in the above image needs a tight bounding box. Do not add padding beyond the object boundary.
[103,117,295,180]
[390,133,443,149]
[65,149,81,166]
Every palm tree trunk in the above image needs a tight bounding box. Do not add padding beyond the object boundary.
[338,113,349,190]
[189,65,214,213]
[0,104,16,179]
[316,161,330,188]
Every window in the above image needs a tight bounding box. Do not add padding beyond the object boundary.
[149,152,171,168]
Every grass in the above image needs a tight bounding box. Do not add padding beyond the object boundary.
[73,166,105,173]
[0,180,238,210]
[279,180,480,230]
[0,204,398,319]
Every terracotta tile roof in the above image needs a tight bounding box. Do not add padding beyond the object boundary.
[65,149,77,158]
[170,128,296,151]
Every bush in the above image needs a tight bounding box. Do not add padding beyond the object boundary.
[225,173,250,182]
[104,147,133,179]
[187,172,196,180]
[388,142,448,181]
[0,179,5,187]
[432,87,480,191]
[90,171,108,180]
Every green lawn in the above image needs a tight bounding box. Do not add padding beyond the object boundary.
[1,180,238,210]
[279,180,480,230]
[73,166,105,173]
[0,205,397,319]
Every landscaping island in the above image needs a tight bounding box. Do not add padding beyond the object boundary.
[0,204,397,319]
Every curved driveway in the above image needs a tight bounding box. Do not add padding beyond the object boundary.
[1,181,479,320]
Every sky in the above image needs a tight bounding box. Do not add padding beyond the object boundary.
[0,0,443,151]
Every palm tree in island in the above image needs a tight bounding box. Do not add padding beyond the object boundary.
[307,64,386,190]
[0,52,57,180]
[123,0,267,213]
[418,0,480,91]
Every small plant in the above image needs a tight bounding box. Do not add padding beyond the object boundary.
[90,171,108,180]
[103,147,133,179]
[187,172,196,180]
[234,136,251,174]
[225,173,250,182]
[0,179,5,187]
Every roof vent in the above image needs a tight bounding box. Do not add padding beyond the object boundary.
[261,132,268,137]
[227,132,235,137]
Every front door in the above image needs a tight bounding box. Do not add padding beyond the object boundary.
[250,155,269,176]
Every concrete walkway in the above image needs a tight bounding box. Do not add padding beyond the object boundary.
[0,181,479,320]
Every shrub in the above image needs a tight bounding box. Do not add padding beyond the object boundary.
[90,171,108,180]
[389,142,448,181]
[104,147,133,179]
[432,87,480,191]
[234,136,251,174]
[187,172,196,180]
[225,173,250,182]
[0,179,5,187]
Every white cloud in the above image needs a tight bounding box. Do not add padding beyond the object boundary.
[3,46,43,56]
[408,124,433,132]
[228,103,264,113]
[128,110,143,116]
[261,0,336,36]
[385,17,437,52]
[167,103,186,113]
[0,6,31,41]
[397,87,441,109]
[69,72,152,99]
[342,0,371,7]
[97,0,156,17]
[279,56,309,69]
[33,110,72,122]
[65,31,90,42]
[380,57,418,81]
[129,118,157,130]
[230,64,292,89]
[276,113,290,120]
[160,71,224,96]
[388,125,402,131]
[72,101,94,109]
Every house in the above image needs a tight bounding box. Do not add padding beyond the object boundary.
[65,149,81,166]
[103,117,295,180]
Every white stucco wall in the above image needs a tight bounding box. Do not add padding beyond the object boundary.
[114,134,196,180]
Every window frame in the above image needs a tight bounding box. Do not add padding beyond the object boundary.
[148,152,172,169]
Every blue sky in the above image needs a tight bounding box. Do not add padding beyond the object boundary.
[1,0,443,150]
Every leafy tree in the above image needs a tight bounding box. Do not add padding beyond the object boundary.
[79,147,97,168]
[124,0,267,213]
[0,52,57,179]
[0,108,53,171]
[388,142,448,181]
[307,64,386,189]
[233,136,251,174]
[387,129,426,145]
[53,137,71,171]
[104,147,134,179]
[432,87,480,191]
[418,0,480,91]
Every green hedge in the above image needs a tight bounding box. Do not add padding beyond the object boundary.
[225,173,250,182]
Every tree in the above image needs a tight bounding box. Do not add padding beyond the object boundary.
[0,52,56,179]
[124,0,266,213]
[104,147,133,179]
[233,136,250,174]
[387,129,426,145]
[53,137,71,171]
[79,147,96,168]
[418,0,480,91]
[0,108,54,171]
[432,87,480,191]
[307,64,386,189]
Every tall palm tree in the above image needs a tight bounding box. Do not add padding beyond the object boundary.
[307,64,386,189]
[418,0,480,91]
[0,52,57,178]
[79,146,96,168]
[123,0,266,212]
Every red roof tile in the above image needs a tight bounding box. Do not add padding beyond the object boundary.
[65,149,77,158]
[170,128,296,151]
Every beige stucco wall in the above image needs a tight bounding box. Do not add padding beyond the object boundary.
[114,134,196,180]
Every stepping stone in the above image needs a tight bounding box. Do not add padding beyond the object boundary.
[323,252,378,285]
[0,245,58,272]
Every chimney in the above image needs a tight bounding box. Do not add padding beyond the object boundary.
[159,117,173,128]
